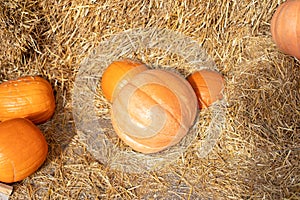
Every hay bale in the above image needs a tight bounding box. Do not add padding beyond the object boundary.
[0,0,298,199]
[0,0,50,79]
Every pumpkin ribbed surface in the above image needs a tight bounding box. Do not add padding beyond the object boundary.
[0,76,55,124]
[111,69,198,154]
[187,70,224,109]
[0,118,48,183]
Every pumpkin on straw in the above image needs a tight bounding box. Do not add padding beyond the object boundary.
[101,59,198,154]
[0,118,48,183]
[0,76,56,124]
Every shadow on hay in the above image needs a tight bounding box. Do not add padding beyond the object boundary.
[0,0,53,71]
[40,89,77,158]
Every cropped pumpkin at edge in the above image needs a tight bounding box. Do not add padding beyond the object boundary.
[0,76,56,124]
[270,0,300,60]
[187,70,225,109]
[0,118,48,183]
[101,59,198,154]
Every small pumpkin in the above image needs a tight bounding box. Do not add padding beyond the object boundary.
[110,69,198,154]
[101,59,148,102]
[0,118,48,183]
[187,70,224,109]
[270,0,300,59]
[0,76,55,124]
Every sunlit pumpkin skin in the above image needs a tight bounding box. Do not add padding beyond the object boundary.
[270,0,300,59]
[187,70,224,109]
[111,69,198,154]
[101,59,148,102]
[0,76,55,124]
[0,118,48,183]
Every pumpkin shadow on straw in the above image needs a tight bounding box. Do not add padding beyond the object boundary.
[37,86,77,168]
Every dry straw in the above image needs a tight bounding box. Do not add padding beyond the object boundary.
[72,27,226,173]
[0,0,299,199]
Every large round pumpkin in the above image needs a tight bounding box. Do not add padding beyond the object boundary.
[0,118,48,183]
[0,76,55,124]
[187,70,224,109]
[111,69,198,154]
[101,59,148,102]
[270,0,300,59]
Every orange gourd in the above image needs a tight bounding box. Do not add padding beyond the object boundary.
[101,59,148,102]
[0,76,55,124]
[270,0,300,59]
[0,118,48,183]
[110,69,198,154]
[187,70,224,109]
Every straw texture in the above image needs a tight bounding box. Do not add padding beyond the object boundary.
[0,0,299,199]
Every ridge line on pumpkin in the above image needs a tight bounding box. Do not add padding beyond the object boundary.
[117,69,196,133]
[114,82,186,137]
[110,67,197,154]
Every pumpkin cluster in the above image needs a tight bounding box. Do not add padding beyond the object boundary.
[101,59,224,154]
[0,76,55,183]
[271,0,300,59]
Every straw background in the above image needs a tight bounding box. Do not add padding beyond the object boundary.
[0,0,299,199]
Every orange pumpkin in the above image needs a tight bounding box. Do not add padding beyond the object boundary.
[101,59,148,102]
[187,70,224,109]
[271,0,300,59]
[110,69,198,154]
[0,118,48,183]
[0,76,55,124]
